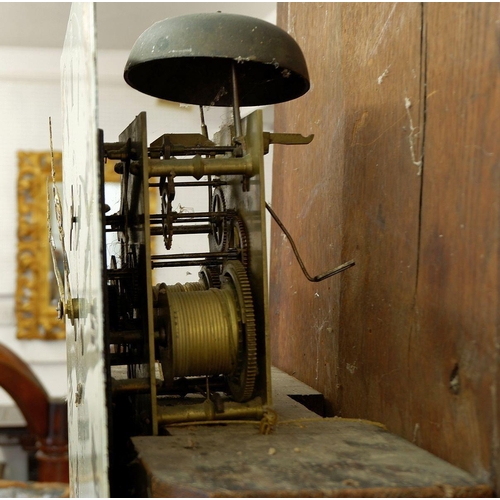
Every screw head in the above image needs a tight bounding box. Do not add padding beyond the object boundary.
[56,300,64,320]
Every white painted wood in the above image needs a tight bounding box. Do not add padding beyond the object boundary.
[61,4,109,497]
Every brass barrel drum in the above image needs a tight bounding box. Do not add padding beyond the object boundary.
[168,288,238,377]
[155,261,257,403]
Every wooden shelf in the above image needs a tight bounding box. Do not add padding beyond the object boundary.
[132,369,491,497]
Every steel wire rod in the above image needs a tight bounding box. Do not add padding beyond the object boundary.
[265,202,355,282]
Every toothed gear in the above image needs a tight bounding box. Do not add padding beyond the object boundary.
[199,265,222,289]
[161,194,174,250]
[210,187,228,253]
[160,175,176,250]
[229,216,250,269]
[222,260,257,402]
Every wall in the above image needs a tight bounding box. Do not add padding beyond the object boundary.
[271,2,499,492]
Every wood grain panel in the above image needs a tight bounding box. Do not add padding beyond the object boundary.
[271,3,424,425]
[271,3,346,413]
[412,3,500,486]
[335,3,423,439]
[271,1,500,490]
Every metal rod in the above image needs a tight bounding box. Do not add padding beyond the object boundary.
[208,175,213,219]
[151,145,235,156]
[109,353,145,366]
[152,258,234,268]
[150,217,212,225]
[150,226,212,236]
[109,330,159,345]
[199,105,209,138]
[149,180,228,188]
[157,397,264,425]
[111,377,160,394]
[265,202,355,282]
[231,61,242,139]
[107,268,133,278]
[151,251,238,260]
[150,227,163,236]
[150,211,232,220]
[140,156,253,179]
[106,142,235,161]
[105,214,122,225]
[170,225,212,235]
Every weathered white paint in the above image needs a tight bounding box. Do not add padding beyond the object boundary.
[61,4,108,497]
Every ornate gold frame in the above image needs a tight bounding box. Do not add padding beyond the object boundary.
[16,152,121,340]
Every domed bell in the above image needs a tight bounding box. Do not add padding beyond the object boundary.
[124,13,310,107]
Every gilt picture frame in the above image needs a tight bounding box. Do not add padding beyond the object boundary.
[16,151,121,340]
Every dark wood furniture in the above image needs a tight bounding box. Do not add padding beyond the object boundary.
[0,344,68,482]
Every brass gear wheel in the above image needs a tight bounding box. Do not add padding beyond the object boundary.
[228,216,249,269]
[199,265,222,289]
[210,187,228,253]
[160,175,176,250]
[222,260,257,402]
[209,188,249,270]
